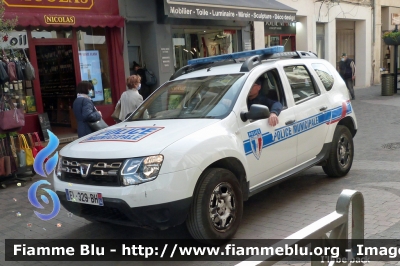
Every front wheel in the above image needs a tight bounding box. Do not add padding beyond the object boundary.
[323,125,354,177]
[186,168,243,245]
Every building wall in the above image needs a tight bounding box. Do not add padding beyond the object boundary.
[120,0,373,88]
[118,0,156,22]
[272,0,372,87]
[120,0,167,88]
[372,0,400,84]
[120,0,253,86]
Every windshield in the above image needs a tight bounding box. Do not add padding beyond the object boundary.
[127,74,245,121]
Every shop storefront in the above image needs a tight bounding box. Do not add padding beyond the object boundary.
[163,0,297,70]
[3,0,125,139]
[265,21,296,51]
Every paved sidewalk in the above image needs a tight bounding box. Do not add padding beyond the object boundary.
[1,85,400,266]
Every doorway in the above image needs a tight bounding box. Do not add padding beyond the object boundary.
[128,46,141,75]
[282,35,296,51]
[36,45,77,128]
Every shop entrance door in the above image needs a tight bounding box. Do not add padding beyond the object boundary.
[36,44,77,128]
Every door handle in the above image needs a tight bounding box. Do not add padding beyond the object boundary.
[319,106,328,111]
[285,120,296,125]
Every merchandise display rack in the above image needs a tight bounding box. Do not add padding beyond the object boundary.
[0,134,35,189]
[0,48,37,188]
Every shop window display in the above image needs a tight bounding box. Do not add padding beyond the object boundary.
[77,27,112,106]
[36,45,75,126]
[172,29,237,70]
[0,31,37,115]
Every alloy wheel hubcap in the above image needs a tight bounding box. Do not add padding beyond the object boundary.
[209,182,236,232]
[337,133,352,169]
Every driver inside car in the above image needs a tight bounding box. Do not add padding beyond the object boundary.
[247,78,283,127]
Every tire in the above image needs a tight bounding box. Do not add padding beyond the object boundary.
[323,125,354,177]
[186,168,243,245]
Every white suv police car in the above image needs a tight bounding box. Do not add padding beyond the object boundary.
[54,46,357,244]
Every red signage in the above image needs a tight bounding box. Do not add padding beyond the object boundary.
[3,0,94,10]
[44,15,75,25]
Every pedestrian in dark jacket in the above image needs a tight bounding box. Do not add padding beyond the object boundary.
[339,52,356,100]
[132,61,150,100]
[73,81,102,138]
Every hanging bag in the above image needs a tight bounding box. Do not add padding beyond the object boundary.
[18,134,34,167]
[15,61,24,80]
[1,48,16,82]
[7,136,18,172]
[32,132,48,162]
[144,68,157,86]
[81,99,108,132]
[0,140,5,176]
[0,139,11,176]
[16,135,26,168]
[0,60,9,83]
[33,132,45,153]
[111,101,121,122]
[27,133,38,158]
[88,118,108,132]
[11,48,24,80]
[22,49,35,80]
[0,96,25,131]
[7,61,17,82]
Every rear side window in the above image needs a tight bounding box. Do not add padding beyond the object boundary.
[312,63,334,91]
[283,65,317,103]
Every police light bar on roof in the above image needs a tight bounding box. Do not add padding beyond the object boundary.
[187,46,285,66]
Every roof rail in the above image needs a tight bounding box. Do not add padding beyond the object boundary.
[187,46,284,66]
[240,51,318,72]
[269,51,318,59]
[169,59,236,81]
[170,46,284,81]
[169,47,318,80]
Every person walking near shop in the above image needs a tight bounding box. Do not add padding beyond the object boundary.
[339,53,356,100]
[118,74,143,121]
[73,81,102,138]
[132,61,150,100]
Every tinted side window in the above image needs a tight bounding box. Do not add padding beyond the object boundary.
[312,63,334,91]
[283,65,317,104]
[253,69,287,108]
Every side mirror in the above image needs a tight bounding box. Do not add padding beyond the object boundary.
[240,104,270,122]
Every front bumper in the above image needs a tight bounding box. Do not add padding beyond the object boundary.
[57,191,192,230]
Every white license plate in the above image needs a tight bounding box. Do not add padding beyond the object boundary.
[65,189,104,206]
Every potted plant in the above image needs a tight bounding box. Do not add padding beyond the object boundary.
[383,30,400,45]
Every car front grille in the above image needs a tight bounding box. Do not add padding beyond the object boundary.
[60,157,124,186]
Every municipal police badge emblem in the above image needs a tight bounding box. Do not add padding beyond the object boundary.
[248,128,263,160]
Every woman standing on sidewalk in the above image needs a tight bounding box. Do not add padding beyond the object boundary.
[117,75,143,121]
[73,81,102,138]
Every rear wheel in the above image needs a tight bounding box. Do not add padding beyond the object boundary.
[323,125,354,177]
[186,168,243,245]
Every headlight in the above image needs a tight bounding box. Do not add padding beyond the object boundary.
[56,156,63,177]
[121,155,164,186]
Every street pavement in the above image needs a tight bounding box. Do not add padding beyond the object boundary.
[1,85,400,266]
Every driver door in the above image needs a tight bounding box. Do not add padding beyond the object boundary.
[237,69,297,190]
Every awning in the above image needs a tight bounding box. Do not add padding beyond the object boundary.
[5,12,125,28]
[165,0,296,23]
